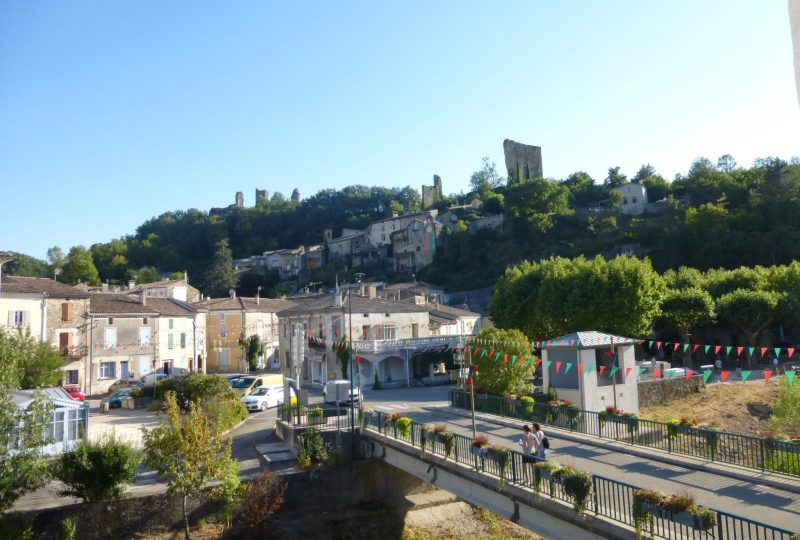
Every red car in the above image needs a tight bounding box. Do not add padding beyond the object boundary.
[64,386,86,401]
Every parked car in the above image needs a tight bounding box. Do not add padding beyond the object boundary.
[101,388,133,408]
[64,386,86,401]
[323,380,360,405]
[141,367,189,386]
[231,376,267,396]
[240,385,294,412]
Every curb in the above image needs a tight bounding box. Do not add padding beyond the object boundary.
[437,406,800,496]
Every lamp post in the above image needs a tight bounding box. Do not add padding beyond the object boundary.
[454,347,476,438]
[347,272,364,451]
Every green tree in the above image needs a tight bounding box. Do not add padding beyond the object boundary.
[0,328,64,390]
[336,336,349,379]
[769,377,800,438]
[143,392,235,540]
[52,432,139,502]
[136,266,160,284]
[0,390,52,512]
[46,246,65,270]
[655,288,715,337]
[469,157,504,194]
[472,327,535,395]
[243,335,264,371]
[203,238,236,297]
[716,289,781,367]
[61,246,100,286]
[604,166,627,188]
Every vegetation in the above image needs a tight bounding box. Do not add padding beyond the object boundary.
[241,470,287,528]
[770,378,800,439]
[52,432,140,502]
[142,391,237,540]
[155,373,247,432]
[0,327,66,390]
[471,327,535,396]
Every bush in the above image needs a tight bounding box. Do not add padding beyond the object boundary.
[203,398,247,433]
[61,518,76,540]
[51,433,140,502]
[242,470,287,528]
[394,417,412,438]
[130,387,142,398]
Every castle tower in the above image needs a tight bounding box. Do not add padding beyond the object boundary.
[291,188,300,203]
[503,139,543,184]
[422,174,442,209]
[235,191,244,208]
[255,189,269,205]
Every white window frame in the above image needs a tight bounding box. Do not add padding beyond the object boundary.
[139,327,151,347]
[99,361,116,379]
[104,328,117,349]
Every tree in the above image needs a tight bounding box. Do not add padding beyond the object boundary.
[716,289,781,367]
[717,154,738,173]
[143,392,235,540]
[242,469,287,528]
[469,157,504,194]
[655,288,715,337]
[136,266,160,284]
[46,246,65,270]
[61,246,100,285]
[242,335,264,371]
[769,378,800,438]
[0,390,52,512]
[203,238,236,297]
[336,336,349,379]
[0,328,64,390]
[604,166,628,188]
[52,432,139,502]
[472,327,535,395]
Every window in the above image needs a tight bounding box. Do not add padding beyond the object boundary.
[363,313,369,318]
[120,361,129,380]
[104,328,117,349]
[623,197,628,204]
[142,317,148,325]
[61,303,73,321]
[168,319,174,329]
[219,323,228,338]
[59,332,73,355]
[66,370,79,385]
[375,325,396,340]
[168,333,174,349]
[362,325,370,339]
[108,317,114,325]
[10,310,26,327]
[218,348,230,368]
[632,197,638,203]
[218,313,225,321]
[412,323,419,338]
[139,327,151,347]
[99,361,116,379]
[180,333,186,348]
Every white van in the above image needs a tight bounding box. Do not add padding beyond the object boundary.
[323,380,361,404]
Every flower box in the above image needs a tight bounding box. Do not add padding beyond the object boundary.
[307,415,326,426]
[471,446,488,457]
[639,501,663,517]
[669,511,699,529]
[422,430,435,441]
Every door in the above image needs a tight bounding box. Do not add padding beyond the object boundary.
[120,361,129,380]
[162,361,171,376]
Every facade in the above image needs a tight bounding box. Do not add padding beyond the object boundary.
[198,294,295,374]
[146,298,205,375]
[427,303,481,336]
[13,388,89,455]
[325,229,366,261]
[613,183,648,215]
[128,278,201,303]
[422,174,443,209]
[392,218,442,273]
[263,248,304,278]
[363,210,438,248]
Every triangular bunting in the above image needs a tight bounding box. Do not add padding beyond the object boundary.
[598,365,606,376]
[556,361,562,373]
[721,370,731,382]
[656,341,662,349]
[705,345,711,354]
[685,369,694,380]
[703,370,712,384]
[544,361,552,370]
[653,368,662,378]
[748,347,754,357]
[736,346,743,357]
[761,347,768,357]
[774,347,782,358]
[667,370,676,379]
[726,346,732,356]
[577,363,583,374]
[786,370,796,386]
[741,370,752,383]
[648,340,654,349]
[610,366,618,377]
[683,343,690,352]
[789,348,796,358]
[693,344,700,352]
[511,355,518,364]
[503,353,508,363]
[714,345,721,355]
[763,370,774,383]
[564,363,572,374]
[673,343,680,352]
[625,367,633,378]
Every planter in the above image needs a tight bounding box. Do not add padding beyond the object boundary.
[471,446,488,457]
[639,501,663,518]
[422,431,435,441]
[669,511,699,529]
[307,415,326,426]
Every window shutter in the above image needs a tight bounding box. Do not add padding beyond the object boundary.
[22,311,30,327]
[62,303,73,321]
[7,311,13,327]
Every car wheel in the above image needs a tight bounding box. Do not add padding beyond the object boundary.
[260,401,267,412]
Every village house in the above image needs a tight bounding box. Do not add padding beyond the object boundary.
[145,297,207,375]
[612,182,648,215]
[127,277,201,303]
[391,217,442,273]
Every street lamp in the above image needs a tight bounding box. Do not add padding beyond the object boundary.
[454,347,476,438]
[347,272,364,452]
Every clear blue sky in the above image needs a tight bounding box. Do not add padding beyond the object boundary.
[1,1,798,260]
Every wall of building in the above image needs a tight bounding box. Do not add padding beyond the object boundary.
[0,294,45,340]
[613,183,648,215]
[89,315,158,394]
[45,298,90,390]
[205,311,245,373]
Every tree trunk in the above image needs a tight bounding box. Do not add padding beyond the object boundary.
[183,494,191,540]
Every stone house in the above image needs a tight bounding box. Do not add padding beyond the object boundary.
[197,293,295,374]
[426,303,481,336]
[391,217,442,273]
[146,298,206,375]
[363,210,438,249]
[612,182,648,215]
[87,294,160,394]
[127,278,201,303]
[276,291,431,387]
[263,248,304,279]
[324,228,366,261]
[0,277,46,340]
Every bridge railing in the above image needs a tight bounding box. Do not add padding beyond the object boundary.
[450,390,800,478]
[278,404,352,431]
[363,410,797,540]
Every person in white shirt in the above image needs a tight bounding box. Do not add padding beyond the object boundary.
[533,423,547,460]
[519,424,537,484]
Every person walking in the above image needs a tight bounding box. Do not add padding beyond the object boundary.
[519,424,537,484]
[533,423,548,460]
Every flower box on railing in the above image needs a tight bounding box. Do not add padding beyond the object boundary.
[471,445,488,457]
[639,500,663,517]
[669,511,699,529]
[307,414,326,426]
[422,430,435,441]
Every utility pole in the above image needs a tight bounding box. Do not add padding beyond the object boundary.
[611,336,617,411]
[348,273,364,454]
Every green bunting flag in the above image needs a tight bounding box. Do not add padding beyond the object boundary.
[639,367,647,375]
[741,371,752,383]
[587,364,595,374]
[564,363,572,374]
[726,346,732,356]
[703,370,713,384]
[610,366,619,377]
[480,349,487,358]
[704,345,711,354]
[544,360,552,371]
[511,355,518,364]
[667,370,676,379]
[648,340,654,348]
[683,343,690,352]
[774,347,782,358]
[748,347,755,357]
[787,371,796,386]
[494,353,501,362]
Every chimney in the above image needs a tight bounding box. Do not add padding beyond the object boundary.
[139,290,147,306]
[229,289,236,299]
[368,284,377,299]
[128,279,136,290]
[102,281,109,293]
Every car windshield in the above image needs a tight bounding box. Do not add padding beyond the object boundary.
[250,388,269,396]
[112,389,129,397]
[232,377,255,388]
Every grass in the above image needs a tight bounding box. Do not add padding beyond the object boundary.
[640,379,781,437]
[401,507,543,540]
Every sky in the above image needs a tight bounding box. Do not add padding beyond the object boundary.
[1,1,799,261]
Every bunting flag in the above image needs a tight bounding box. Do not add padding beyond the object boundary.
[648,340,654,349]
[789,348,796,358]
[683,343,690,352]
[702,370,713,384]
[763,370,774,383]
[786,370,796,386]
[610,366,619,377]
[625,367,633,378]
[685,369,694,380]
[526,357,533,364]
[736,346,743,357]
[748,347,755,357]
[726,346,732,356]
[653,367,662,378]
[714,345,722,355]
[577,363,583,374]
[673,343,680,352]
[761,347,768,357]
[536,358,542,366]
[656,341,662,349]
[480,349,487,358]
[511,355,518,365]
[564,363,572,374]
[598,365,606,376]
[588,364,595,374]
[705,345,711,355]
[721,370,731,382]
[503,353,509,363]
[544,360,552,371]
[667,370,676,379]
[356,355,361,365]
[556,361,562,373]
[693,344,700,352]
[741,371,752,383]
[774,347,782,358]
[489,349,495,358]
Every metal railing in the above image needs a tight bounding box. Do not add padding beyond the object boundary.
[450,390,800,478]
[278,404,353,431]
[363,410,797,540]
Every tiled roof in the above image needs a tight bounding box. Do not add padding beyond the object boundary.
[143,297,197,316]
[277,293,430,317]
[89,294,158,315]
[193,296,296,313]
[427,303,480,319]
[540,331,638,349]
[1,276,90,298]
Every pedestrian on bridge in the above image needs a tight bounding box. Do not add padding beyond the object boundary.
[533,423,548,460]
[519,424,537,484]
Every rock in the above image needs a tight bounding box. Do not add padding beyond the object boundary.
[747,402,772,419]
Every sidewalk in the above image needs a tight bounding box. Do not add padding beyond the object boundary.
[394,405,800,532]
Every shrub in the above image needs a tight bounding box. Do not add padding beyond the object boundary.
[52,433,140,502]
[307,407,324,419]
[472,434,489,448]
[394,417,412,438]
[533,460,561,492]
[765,450,800,475]
[663,491,694,513]
[212,460,244,528]
[560,467,593,513]
[203,397,248,433]
[61,518,76,540]
[518,396,535,415]
[130,387,142,398]
[242,470,287,528]
[302,427,330,464]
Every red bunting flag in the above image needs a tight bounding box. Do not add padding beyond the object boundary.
[556,361,562,372]
[656,341,662,349]
[577,364,583,374]
[673,343,680,352]
[356,356,361,365]
[535,358,542,366]
[599,365,607,376]
[685,369,694,380]
[763,370,773,383]
[761,347,768,357]
[625,367,633,378]
[789,348,796,358]
[693,344,699,352]
[653,368,662,378]
[503,354,508,363]
[736,346,744,357]
[714,345,721,355]
[721,370,731,382]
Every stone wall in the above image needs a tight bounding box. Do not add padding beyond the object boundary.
[637,376,703,408]
[503,139,543,183]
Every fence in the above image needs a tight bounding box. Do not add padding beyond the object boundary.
[363,410,797,540]
[450,390,800,478]
[279,404,355,432]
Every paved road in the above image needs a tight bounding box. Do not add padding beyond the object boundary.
[363,386,800,532]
